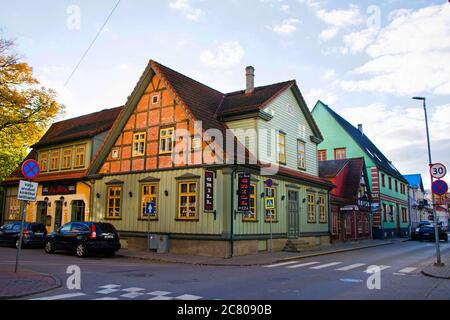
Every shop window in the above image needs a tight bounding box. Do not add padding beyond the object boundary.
[160,128,174,154]
[133,132,146,157]
[106,186,122,219]
[265,186,277,222]
[7,197,21,221]
[307,192,316,223]
[74,145,86,168]
[319,194,327,223]
[178,181,198,220]
[277,132,286,164]
[141,183,158,220]
[71,200,85,222]
[243,184,257,221]
[297,140,306,170]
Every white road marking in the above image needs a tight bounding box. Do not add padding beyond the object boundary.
[120,292,145,299]
[99,284,121,289]
[364,265,390,273]
[264,261,300,268]
[149,296,174,300]
[393,273,407,276]
[336,263,366,271]
[398,267,417,273]
[122,287,145,292]
[148,291,172,296]
[92,297,119,300]
[310,262,342,270]
[30,292,86,300]
[176,294,202,300]
[286,261,320,269]
[97,289,120,294]
[340,278,363,283]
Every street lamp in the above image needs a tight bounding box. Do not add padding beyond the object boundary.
[412,96,443,266]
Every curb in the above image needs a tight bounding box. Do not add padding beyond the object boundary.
[0,272,62,300]
[274,241,394,263]
[421,268,450,280]
[117,241,395,267]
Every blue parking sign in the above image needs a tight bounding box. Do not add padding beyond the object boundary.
[145,202,155,215]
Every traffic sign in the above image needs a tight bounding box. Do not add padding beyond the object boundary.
[21,160,40,180]
[432,180,448,196]
[17,180,38,202]
[430,163,447,179]
[265,197,275,209]
[145,202,156,216]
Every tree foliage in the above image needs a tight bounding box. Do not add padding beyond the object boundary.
[0,36,64,182]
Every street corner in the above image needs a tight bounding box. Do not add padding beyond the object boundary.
[0,266,61,299]
[422,260,450,280]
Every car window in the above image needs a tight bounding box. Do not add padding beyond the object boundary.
[32,224,46,233]
[60,223,71,232]
[71,223,89,232]
[12,224,21,232]
[96,223,117,234]
[1,223,13,230]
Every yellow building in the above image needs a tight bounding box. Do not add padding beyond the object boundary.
[1,107,122,231]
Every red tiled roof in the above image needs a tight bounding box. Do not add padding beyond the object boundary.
[218,80,295,117]
[32,106,124,148]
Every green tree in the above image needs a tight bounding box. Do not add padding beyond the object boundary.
[0,36,64,182]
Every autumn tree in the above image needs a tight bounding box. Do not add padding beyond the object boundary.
[0,35,64,182]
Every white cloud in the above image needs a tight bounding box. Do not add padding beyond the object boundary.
[169,0,203,21]
[341,4,450,96]
[304,88,337,108]
[270,18,301,35]
[322,69,336,80]
[315,5,363,40]
[298,0,325,10]
[280,4,290,13]
[342,28,378,54]
[200,41,245,69]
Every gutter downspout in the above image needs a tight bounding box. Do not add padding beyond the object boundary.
[81,180,93,222]
[229,166,238,258]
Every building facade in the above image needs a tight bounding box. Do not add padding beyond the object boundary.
[404,174,432,230]
[312,101,410,239]
[85,60,334,257]
[1,107,122,232]
[319,158,372,242]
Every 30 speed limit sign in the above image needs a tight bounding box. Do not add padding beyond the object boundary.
[430,163,447,179]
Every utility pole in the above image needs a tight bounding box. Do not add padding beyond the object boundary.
[412,97,443,266]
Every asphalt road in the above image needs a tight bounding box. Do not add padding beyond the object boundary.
[1,240,449,300]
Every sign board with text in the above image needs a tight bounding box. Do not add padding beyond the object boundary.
[17,180,38,202]
[237,172,251,212]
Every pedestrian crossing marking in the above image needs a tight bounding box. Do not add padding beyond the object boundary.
[98,284,121,289]
[176,294,202,300]
[120,292,145,299]
[31,292,86,300]
[264,261,300,268]
[97,288,120,294]
[286,261,320,269]
[148,291,172,296]
[149,296,174,300]
[310,262,342,270]
[336,263,366,271]
[398,267,417,273]
[364,265,390,273]
[122,287,145,292]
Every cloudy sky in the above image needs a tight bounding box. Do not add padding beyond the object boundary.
[1,0,449,188]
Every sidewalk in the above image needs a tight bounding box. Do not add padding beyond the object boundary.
[117,238,400,266]
[422,252,450,279]
[0,266,61,299]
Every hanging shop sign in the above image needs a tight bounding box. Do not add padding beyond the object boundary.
[238,172,251,212]
[204,171,214,211]
[42,182,77,196]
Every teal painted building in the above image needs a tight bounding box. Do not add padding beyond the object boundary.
[312,101,410,239]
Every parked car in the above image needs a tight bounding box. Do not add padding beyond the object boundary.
[411,221,434,240]
[417,225,448,242]
[44,222,121,257]
[0,222,47,248]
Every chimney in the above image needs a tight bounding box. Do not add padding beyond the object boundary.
[358,124,363,134]
[245,66,255,95]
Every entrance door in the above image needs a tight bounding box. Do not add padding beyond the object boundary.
[36,202,47,225]
[54,201,63,231]
[287,190,300,238]
[396,204,401,234]
[71,200,85,222]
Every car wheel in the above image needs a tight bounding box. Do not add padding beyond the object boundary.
[76,243,87,258]
[45,240,55,254]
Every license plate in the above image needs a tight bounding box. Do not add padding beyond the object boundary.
[103,234,114,239]
[35,232,44,236]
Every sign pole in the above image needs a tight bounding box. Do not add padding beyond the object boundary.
[270,213,273,253]
[14,200,27,273]
[147,209,151,251]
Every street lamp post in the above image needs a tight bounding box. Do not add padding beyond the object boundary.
[412,96,443,266]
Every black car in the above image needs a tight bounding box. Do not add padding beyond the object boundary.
[44,222,121,257]
[411,221,434,240]
[418,225,448,242]
[0,222,47,248]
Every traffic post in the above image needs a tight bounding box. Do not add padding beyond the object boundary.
[15,160,40,273]
[145,202,155,251]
